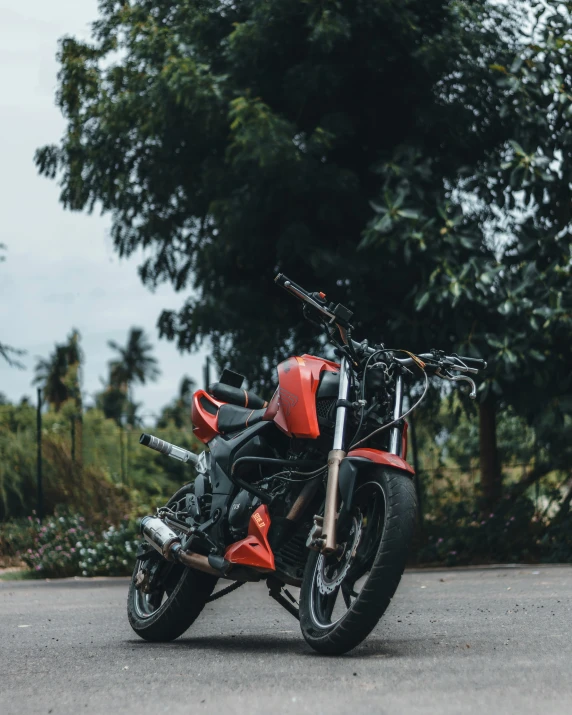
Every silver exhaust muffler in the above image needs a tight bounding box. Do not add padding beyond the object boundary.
[141,516,182,560]
[140,516,222,577]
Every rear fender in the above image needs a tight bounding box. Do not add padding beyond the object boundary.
[339,448,414,517]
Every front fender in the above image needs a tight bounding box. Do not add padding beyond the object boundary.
[338,448,414,516]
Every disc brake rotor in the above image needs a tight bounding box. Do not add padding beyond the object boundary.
[316,516,362,595]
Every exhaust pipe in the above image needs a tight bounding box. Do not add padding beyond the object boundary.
[140,516,222,577]
[141,516,182,560]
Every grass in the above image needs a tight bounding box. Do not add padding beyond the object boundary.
[0,568,38,581]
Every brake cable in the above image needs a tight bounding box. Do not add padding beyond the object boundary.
[350,358,430,450]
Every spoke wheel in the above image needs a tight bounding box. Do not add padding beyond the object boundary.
[132,489,188,620]
[310,482,383,628]
[127,484,217,642]
[299,467,417,655]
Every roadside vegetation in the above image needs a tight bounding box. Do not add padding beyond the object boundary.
[1,328,571,577]
[3,1,572,576]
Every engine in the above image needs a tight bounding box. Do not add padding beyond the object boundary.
[228,490,260,539]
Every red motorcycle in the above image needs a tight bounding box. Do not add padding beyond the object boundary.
[128,274,485,654]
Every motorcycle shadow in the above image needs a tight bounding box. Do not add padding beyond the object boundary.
[126,633,412,658]
[127,633,305,655]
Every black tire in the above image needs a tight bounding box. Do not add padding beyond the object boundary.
[127,485,218,642]
[299,467,417,655]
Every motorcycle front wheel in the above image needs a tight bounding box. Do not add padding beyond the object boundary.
[127,484,218,642]
[299,467,417,655]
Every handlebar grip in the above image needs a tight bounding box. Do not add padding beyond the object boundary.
[139,433,198,465]
[274,273,290,289]
[274,273,309,297]
[275,273,337,321]
[456,356,488,370]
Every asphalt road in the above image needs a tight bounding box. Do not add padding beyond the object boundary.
[1,566,571,715]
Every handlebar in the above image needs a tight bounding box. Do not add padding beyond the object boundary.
[275,274,335,320]
[394,353,487,374]
[351,341,486,373]
[139,433,198,465]
[275,273,486,375]
[275,273,354,329]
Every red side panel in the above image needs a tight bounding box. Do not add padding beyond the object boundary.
[191,389,223,444]
[224,505,275,571]
[268,354,339,439]
[347,447,415,475]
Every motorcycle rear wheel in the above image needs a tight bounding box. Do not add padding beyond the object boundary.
[299,467,417,655]
[127,485,218,642]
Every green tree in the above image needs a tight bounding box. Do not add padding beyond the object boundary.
[34,330,82,412]
[106,327,160,424]
[36,0,572,503]
[95,380,129,426]
[363,3,572,503]
[36,0,522,380]
[0,245,25,369]
[157,375,196,429]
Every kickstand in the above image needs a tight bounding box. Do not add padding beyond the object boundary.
[267,577,300,621]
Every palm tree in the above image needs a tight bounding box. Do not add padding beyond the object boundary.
[107,327,160,409]
[0,343,25,369]
[1,246,25,369]
[34,330,84,462]
[34,330,82,411]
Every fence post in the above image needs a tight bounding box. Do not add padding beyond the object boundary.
[119,424,125,484]
[36,388,43,521]
[203,355,211,390]
[71,415,76,463]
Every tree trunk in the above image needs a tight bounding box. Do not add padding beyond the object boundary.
[479,395,502,506]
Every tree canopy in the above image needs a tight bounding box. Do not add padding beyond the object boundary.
[36,0,572,500]
[35,0,524,378]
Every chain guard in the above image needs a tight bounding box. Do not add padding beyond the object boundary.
[316,516,362,595]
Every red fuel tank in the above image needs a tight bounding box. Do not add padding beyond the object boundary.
[264,354,339,439]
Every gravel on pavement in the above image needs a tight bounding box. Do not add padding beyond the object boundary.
[1,565,571,715]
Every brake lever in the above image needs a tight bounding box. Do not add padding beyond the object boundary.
[435,368,477,399]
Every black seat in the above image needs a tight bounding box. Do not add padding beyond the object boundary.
[209,382,267,409]
[217,404,266,434]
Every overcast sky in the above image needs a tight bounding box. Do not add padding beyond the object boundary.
[0,1,208,419]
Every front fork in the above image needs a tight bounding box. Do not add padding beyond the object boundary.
[319,359,404,554]
[388,372,404,457]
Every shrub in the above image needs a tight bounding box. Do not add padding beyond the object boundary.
[415,493,551,566]
[1,511,139,578]
[77,521,139,577]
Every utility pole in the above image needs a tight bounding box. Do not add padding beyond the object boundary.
[36,388,43,521]
[119,421,125,484]
[71,415,76,463]
[203,355,211,390]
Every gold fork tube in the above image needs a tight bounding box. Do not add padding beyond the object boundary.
[321,449,346,553]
